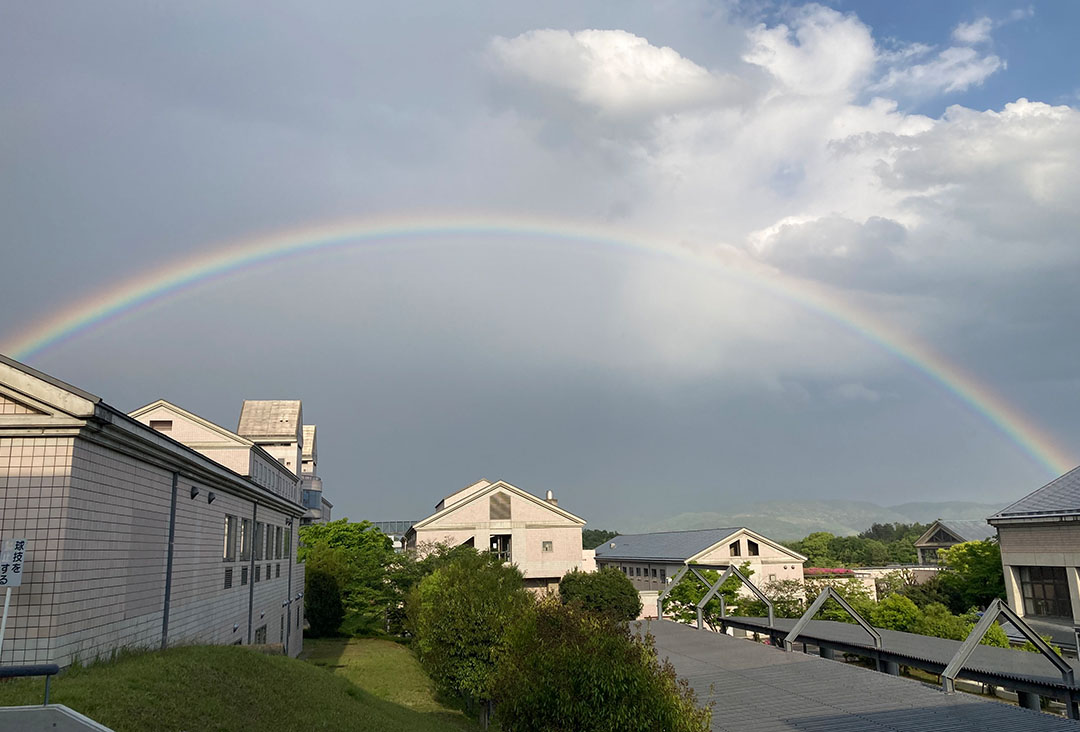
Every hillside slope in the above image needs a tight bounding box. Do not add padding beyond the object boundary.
[0,643,478,732]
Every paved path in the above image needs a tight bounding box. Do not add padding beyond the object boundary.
[647,619,1078,731]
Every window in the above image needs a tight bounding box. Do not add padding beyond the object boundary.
[241,566,249,585]
[149,420,172,432]
[542,541,553,553]
[224,568,233,589]
[660,569,666,583]
[254,522,264,561]
[275,526,283,559]
[240,518,252,561]
[489,493,511,520]
[1019,566,1072,618]
[651,569,657,578]
[276,563,281,578]
[928,529,955,544]
[635,567,642,576]
[280,616,284,643]
[729,541,741,557]
[747,540,759,557]
[254,625,267,645]
[223,515,238,562]
[491,534,512,562]
[265,526,273,562]
[254,565,261,583]
[769,573,777,582]
[284,528,292,561]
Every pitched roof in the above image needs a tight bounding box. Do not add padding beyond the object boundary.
[409,479,585,532]
[594,528,742,562]
[937,519,996,543]
[302,425,317,461]
[990,465,1080,521]
[237,400,302,442]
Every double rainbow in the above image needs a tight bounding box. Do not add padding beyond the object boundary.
[2,213,1072,476]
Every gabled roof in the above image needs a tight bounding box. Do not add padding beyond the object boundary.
[130,399,254,447]
[990,465,1080,522]
[916,519,996,546]
[410,479,585,533]
[238,400,303,442]
[595,527,806,564]
[437,479,491,511]
[302,425,317,461]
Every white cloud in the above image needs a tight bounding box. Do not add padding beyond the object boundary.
[952,17,993,45]
[872,46,1002,96]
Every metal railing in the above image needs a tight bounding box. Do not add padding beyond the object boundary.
[0,663,61,705]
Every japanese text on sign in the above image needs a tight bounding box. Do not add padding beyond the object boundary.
[0,538,28,588]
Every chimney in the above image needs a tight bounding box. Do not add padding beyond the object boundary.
[545,489,558,506]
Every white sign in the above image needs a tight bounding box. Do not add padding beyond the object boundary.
[0,538,28,587]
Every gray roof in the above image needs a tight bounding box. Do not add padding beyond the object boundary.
[650,620,1077,731]
[991,465,1080,521]
[237,399,302,442]
[937,519,996,543]
[594,528,741,562]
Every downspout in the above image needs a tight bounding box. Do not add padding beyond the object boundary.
[247,502,258,644]
[161,471,179,649]
[285,516,292,655]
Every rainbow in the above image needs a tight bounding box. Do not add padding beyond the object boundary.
[1,212,1073,476]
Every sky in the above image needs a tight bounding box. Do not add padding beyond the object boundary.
[2,1,1079,530]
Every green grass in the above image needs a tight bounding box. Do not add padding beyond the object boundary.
[0,640,482,732]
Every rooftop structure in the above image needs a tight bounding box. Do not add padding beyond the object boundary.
[914,519,998,565]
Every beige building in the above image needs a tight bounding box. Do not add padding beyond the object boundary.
[989,466,1080,632]
[298,424,332,525]
[0,355,306,667]
[405,479,587,591]
[914,519,997,565]
[595,527,806,594]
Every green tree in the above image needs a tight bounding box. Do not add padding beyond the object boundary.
[791,532,836,567]
[304,567,344,637]
[736,578,806,619]
[802,576,875,622]
[915,602,970,640]
[582,529,620,550]
[384,541,478,635]
[559,567,642,621]
[938,541,1006,613]
[493,597,711,732]
[868,594,921,632]
[406,549,532,710]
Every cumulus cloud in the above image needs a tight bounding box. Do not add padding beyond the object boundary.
[952,17,993,45]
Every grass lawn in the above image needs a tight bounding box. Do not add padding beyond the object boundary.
[0,639,484,732]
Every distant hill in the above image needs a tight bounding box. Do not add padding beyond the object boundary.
[635,499,1004,541]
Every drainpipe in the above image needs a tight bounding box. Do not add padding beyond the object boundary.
[161,472,179,649]
[247,502,258,644]
[285,516,293,655]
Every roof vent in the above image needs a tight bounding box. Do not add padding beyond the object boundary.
[545,490,558,506]
[609,542,616,549]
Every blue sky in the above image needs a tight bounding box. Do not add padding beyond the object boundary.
[1,1,1078,528]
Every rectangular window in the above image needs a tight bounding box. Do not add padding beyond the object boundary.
[747,540,759,556]
[284,528,292,561]
[769,574,777,582]
[149,420,172,432]
[254,522,264,561]
[276,526,283,560]
[489,493,511,520]
[224,567,233,589]
[241,566,249,585]
[276,563,281,579]
[1019,566,1072,618]
[542,541,553,553]
[240,518,252,561]
[660,569,666,583]
[651,568,657,578]
[729,541,741,557]
[254,625,267,645]
[223,515,238,562]
[490,534,512,562]
[635,567,642,576]
[265,526,274,562]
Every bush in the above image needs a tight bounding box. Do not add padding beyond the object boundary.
[868,594,921,633]
[559,568,642,621]
[494,597,711,732]
[406,549,532,707]
[305,567,345,637]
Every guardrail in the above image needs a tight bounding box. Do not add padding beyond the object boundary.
[0,663,61,705]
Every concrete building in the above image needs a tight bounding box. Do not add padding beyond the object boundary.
[914,519,997,565]
[405,479,586,592]
[989,466,1080,634]
[0,355,306,667]
[595,527,806,593]
[297,424,332,526]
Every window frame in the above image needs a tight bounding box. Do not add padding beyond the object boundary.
[223,514,238,562]
[240,518,252,561]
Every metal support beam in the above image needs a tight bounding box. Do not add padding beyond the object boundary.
[819,646,835,660]
[1017,691,1041,711]
[941,599,1074,694]
[657,565,689,620]
[883,660,900,676]
[695,565,775,628]
[784,587,881,653]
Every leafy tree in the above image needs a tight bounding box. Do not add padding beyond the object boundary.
[915,602,970,640]
[859,522,929,544]
[304,567,344,637]
[582,529,620,550]
[790,532,835,567]
[736,578,806,619]
[493,597,711,732]
[898,573,956,610]
[299,520,395,625]
[559,568,642,621]
[406,549,533,710]
[665,563,753,629]
[384,541,478,635]
[868,594,921,632]
[938,541,1006,613]
[802,576,875,622]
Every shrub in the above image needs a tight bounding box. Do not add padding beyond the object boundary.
[406,549,532,707]
[305,567,345,637]
[868,594,922,633]
[559,568,642,621]
[494,597,711,732]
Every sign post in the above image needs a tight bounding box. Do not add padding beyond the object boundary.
[0,537,28,663]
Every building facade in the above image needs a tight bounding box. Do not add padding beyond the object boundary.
[595,527,806,594]
[914,519,997,565]
[0,355,306,667]
[989,467,1080,629]
[405,479,587,592]
[297,424,332,526]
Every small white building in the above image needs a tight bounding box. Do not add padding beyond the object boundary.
[406,479,587,592]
